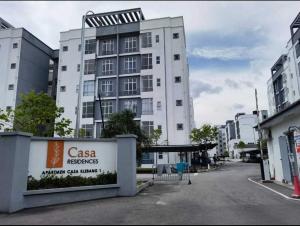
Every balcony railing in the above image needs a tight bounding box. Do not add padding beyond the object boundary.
[101,50,115,56]
[119,90,140,96]
[99,91,115,98]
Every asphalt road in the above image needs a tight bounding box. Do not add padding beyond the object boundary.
[1,162,300,225]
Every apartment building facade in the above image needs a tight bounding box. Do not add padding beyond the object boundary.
[0,18,57,130]
[209,125,227,157]
[262,12,300,184]
[56,9,193,165]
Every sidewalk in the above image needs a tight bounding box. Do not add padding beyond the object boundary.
[249,177,299,200]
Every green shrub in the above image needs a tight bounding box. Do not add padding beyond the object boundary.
[27,172,117,190]
[137,168,153,174]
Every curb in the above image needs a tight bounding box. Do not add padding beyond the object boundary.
[136,180,154,194]
[248,178,300,202]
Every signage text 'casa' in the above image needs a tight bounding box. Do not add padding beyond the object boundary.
[68,147,97,158]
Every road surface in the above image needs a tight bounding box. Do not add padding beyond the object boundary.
[0,162,300,225]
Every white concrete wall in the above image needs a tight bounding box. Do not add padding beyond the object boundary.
[0,28,22,120]
[267,115,300,182]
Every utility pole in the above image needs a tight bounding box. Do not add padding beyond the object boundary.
[255,89,265,181]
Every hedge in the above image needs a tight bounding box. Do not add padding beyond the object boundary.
[27,172,117,190]
[137,168,153,174]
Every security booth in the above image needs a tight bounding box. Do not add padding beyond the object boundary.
[142,144,217,183]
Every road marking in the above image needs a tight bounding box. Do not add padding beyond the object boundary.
[156,201,167,206]
[248,178,300,202]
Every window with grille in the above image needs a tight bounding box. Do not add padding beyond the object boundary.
[174,54,180,61]
[142,75,153,92]
[60,86,66,92]
[142,98,153,115]
[156,35,159,43]
[124,78,138,95]
[81,124,94,138]
[176,100,183,106]
[102,59,113,75]
[11,63,16,69]
[83,81,95,96]
[175,76,181,83]
[177,123,184,130]
[157,78,161,87]
[61,65,67,71]
[62,46,68,52]
[77,64,80,72]
[100,80,113,97]
[82,102,94,118]
[124,100,138,115]
[142,121,154,136]
[84,59,95,75]
[156,56,160,64]
[124,57,137,74]
[157,101,162,110]
[141,54,152,69]
[102,101,113,119]
[124,37,137,53]
[8,84,14,90]
[13,43,18,49]
[102,40,114,55]
[173,33,179,39]
[141,32,152,48]
[85,39,96,54]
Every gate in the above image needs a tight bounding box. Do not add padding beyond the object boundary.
[152,162,191,183]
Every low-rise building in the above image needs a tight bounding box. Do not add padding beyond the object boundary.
[262,12,300,184]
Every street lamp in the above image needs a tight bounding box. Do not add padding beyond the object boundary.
[75,10,95,138]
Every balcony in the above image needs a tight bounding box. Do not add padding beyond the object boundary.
[101,50,115,56]
[99,91,115,98]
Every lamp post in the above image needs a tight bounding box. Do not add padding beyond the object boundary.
[75,10,95,138]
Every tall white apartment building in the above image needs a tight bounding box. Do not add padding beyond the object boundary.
[56,9,194,165]
[0,18,57,130]
[209,125,227,157]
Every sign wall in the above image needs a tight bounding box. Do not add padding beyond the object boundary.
[28,140,117,179]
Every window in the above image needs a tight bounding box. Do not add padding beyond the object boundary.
[158,125,162,130]
[61,65,67,71]
[60,86,66,92]
[296,41,300,58]
[176,100,183,106]
[156,56,160,64]
[8,84,14,90]
[157,78,161,87]
[62,46,68,52]
[141,32,152,48]
[77,64,80,72]
[174,54,180,60]
[142,121,154,136]
[102,101,113,118]
[6,106,12,112]
[141,54,152,69]
[84,59,95,75]
[175,76,181,83]
[100,80,113,96]
[11,63,16,69]
[102,59,113,75]
[13,43,18,48]
[159,152,163,159]
[82,102,94,118]
[124,77,138,95]
[142,75,153,92]
[85,39,96,54]
[177,123,184,130]
[102,40,114,55]
[78,44,81,51]
[156,35,159,43]
[157,101,162,110]
[142,98,153,115]
[124,37,137,53]
[124,57,137,74]
[81,124,94,138]
[83,81,95,96]
[124,100,138,115]
[173,33,179,39]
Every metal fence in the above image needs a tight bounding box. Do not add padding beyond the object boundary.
[152,163,191,182]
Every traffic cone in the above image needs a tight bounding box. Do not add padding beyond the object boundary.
[292,176,300,199]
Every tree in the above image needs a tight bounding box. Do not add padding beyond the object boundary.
[13,91,73,137]
[0,109,11,130]
[101,110,150,163]
[151,128,162,145]
[190,124,218,146]
[237,141,246,150]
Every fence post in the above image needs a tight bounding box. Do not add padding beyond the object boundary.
[116,135,137,197]
[0,132,32,213]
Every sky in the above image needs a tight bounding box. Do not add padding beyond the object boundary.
[1,1,300,127]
